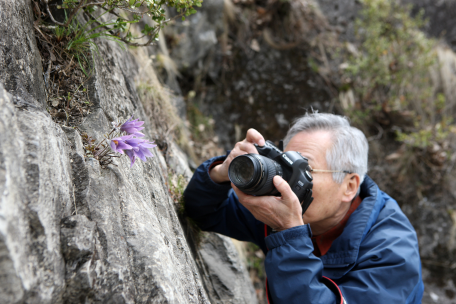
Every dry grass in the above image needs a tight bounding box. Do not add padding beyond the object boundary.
[131,44,198,161]
[33,13,93,127]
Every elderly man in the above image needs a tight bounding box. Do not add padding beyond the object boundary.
[184,113,424,303]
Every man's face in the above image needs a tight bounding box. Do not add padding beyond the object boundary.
[284,130,348,232]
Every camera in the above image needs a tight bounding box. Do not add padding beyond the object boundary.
[228,140,314,215]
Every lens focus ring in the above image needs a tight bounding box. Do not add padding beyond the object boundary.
[252,156,277,196]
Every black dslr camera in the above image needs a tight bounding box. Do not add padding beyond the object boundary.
[228,140,314,215]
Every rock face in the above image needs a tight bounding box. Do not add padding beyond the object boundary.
[191,233,257,304]
[0,0,256,303]
[0,0,46,106]
[0,81,69,303]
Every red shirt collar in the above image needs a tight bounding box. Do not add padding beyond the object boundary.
[311,195,363,257]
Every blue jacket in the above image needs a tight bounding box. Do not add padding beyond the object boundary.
[184,156,424,304]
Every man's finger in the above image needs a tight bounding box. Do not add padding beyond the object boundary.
[226,149,248,161]
[231,184,253,205]
[246,128,265,146]
[237,141,259,154]
[273,176,297,204]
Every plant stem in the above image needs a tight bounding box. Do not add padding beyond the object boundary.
[64,0,88,27]
[44,0,65,26]
[93,128,116,152]
[95,144,110,158]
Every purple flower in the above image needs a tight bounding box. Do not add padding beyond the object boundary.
[124,139,157,167]
[123,137,143,148]
[120,116,145,137]
[110,135,133,154]
[125,149,136,168]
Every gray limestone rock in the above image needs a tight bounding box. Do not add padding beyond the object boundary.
[0,1,257,303]
[61,215,96,262]
[0,0,46,107]
[198,233,258,304]
[166,0,225,72]
[167,141,194,180]
[0,81,70,304]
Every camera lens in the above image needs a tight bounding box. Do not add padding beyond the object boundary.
[229,156,256,186]
[229,154,282,196]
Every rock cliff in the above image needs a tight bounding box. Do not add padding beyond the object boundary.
[0,0,256,303]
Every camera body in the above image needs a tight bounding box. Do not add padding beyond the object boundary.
[228,140,314,215]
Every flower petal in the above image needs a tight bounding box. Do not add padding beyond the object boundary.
[140,142,157,148]
[124,138,142,147]
[120,135,134,140]
[139,146,153,158]
[117,142,132,150]
[112,135,133,141]
[121,127,136,134]
[125,149,136,167]
[133,147,147,162]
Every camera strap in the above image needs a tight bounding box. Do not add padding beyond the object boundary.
[278,140,284,151]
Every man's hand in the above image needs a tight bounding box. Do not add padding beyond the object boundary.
[232,176,304,231]
[210,128,265,183]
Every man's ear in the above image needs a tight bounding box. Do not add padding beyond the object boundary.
[342,174,360,203]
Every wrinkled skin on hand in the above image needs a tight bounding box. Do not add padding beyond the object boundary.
[233,176,304,231]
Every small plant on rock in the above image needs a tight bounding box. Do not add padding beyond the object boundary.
[41,0,202,47]
[83,116,157,167]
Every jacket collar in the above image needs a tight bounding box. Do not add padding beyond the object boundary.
[319,176,386,278]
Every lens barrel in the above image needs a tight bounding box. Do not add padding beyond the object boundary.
[228,154,282,196]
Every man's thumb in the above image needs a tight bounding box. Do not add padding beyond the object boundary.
[273,176,294,200]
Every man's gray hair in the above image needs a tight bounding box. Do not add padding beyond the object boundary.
[283,112,368,185]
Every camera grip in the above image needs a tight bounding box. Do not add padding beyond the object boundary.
[301,189,314,215]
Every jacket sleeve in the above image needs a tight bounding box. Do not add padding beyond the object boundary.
[183,156,267,251]
[264,225,339,304]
